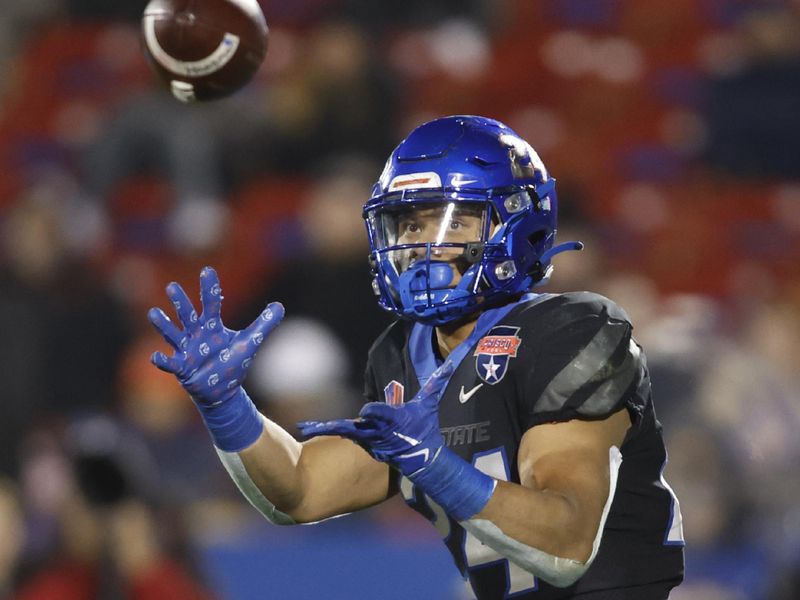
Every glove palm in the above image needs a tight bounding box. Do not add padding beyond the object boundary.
[148,266,283,451]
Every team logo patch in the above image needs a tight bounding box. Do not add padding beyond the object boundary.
[383,380,405,406]
[474,325,522,385]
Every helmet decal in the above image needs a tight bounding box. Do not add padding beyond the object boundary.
[389,172,443,191]
[499,133,549,181]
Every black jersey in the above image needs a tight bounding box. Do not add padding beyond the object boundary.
[364,292,685,599]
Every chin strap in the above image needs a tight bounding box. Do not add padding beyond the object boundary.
[540,240,584,264]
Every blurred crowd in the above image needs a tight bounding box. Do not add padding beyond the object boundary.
[0,0,799,599]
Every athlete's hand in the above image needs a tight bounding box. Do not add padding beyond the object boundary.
[298,362,454,477]
[147,266,284,408]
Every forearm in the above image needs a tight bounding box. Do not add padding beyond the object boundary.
[461,446,622,587]
[221,412,393,524]
[211,413,303,524]
[472,480,596,563]
[409,445,599,560]
[234,415,304,514]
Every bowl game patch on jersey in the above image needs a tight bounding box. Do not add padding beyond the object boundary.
[474,325,521,385]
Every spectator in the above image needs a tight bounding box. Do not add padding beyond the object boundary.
[117,333,230,505]
[223,20,400,179]
[237,158,392,393]
[249,316,356,432]
[0,189,128,474]
[82,91,228,253]
[705,7,800,179]
[13,416,215,600]
[666,423,772,600]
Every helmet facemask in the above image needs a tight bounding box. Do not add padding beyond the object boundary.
[366,194,525,325]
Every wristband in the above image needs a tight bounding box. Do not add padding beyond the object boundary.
[409,446,496,521]
[197,387,264,452]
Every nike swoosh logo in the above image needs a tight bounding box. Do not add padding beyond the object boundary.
[397,448,430,463]
[459,384,483,404]
[393,431,421,446]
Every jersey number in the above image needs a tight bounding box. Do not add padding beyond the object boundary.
[467,448,538,596]
[402,447,538,597]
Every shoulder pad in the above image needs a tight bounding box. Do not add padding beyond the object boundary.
[515,292,645,426]
[548,292,630,323]
[514,292,632,339]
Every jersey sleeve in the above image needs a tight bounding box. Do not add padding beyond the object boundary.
[519,293,648,430]
[363,359,380,403]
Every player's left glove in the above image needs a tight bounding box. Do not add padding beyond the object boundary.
[298,362,496,521]
[299,362,452,476]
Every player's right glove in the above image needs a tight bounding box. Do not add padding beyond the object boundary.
[148,266,284,452]
[298,362,496,521]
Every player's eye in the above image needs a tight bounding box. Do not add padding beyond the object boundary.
[401,221,420,234]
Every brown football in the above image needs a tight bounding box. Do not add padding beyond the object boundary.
[141,0,268,102]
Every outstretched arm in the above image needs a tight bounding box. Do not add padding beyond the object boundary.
[235,426,393,523]
[148,267,392,525]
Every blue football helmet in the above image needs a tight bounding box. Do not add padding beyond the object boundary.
[363,115,582,326]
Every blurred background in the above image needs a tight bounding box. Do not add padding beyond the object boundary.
[0,0,799,598]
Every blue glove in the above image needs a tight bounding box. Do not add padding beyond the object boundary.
[148,266,284,452]
[298,362,496,521]
[299,362,453,475]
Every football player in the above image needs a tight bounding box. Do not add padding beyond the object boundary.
[149,116,685,598]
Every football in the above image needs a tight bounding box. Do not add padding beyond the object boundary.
[141,0,268,102]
